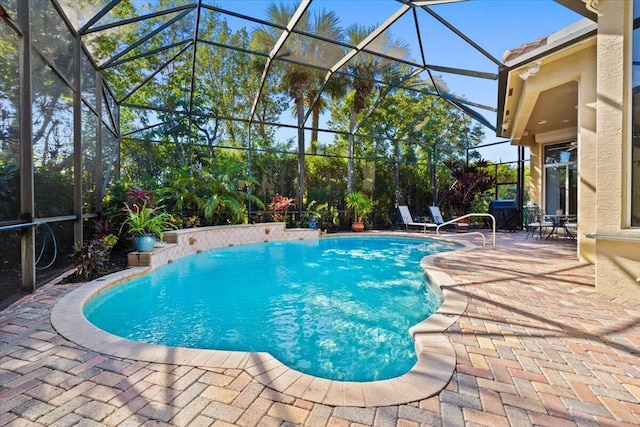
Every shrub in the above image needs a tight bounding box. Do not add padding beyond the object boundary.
[71,234,118,281]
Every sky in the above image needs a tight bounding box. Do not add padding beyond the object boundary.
[400,0,583,163]
[214,0,584,163]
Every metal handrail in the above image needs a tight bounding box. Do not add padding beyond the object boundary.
[585,233,640,242]
[435,213,496,248]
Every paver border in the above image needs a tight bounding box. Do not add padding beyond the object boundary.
[51,231,474,407]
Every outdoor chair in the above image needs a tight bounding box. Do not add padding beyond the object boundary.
[562,218,577,239]
[397,206,437,232]
[428,206,469,232]
[523,206,554,239]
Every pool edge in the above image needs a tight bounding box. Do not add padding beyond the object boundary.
[51,231,470,407]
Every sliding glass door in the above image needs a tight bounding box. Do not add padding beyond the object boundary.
[544,142,577,215]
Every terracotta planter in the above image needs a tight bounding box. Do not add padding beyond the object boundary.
[351,222,365,232]
[452,216,469,233]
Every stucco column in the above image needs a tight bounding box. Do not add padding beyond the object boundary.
[594,0,640,300]
[596,1,625,234]
[577,64,597,263]
[529,145,542,206]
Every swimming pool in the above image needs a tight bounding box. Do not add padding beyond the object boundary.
[84,236,458,381]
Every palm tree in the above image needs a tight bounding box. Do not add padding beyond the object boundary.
[344,24,409,193]
[251,4,344,205]
[251,4,312,211]
[304,11,346,154]
[158,157,264,225]
[306,74,348,154]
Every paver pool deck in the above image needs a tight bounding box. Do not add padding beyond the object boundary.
[1,231,640,426]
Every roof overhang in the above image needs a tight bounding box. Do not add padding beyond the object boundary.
[497,18,597,142]
[554,0,598,22]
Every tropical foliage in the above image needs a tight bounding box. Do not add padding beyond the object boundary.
[71,234,119,281]
[345,191,373,223]
[69,219,118,281]
[0,0,527,238]
[119,202,176,241]
[268,194,295,222]
[440,159,497,216]
[157,156,264,225]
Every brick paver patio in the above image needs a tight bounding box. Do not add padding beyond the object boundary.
[2,232,640,426]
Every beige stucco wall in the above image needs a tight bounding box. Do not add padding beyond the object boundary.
[517,44,597,263]
[528,145,541,206]
[578,54,597,264]
[595,0,640,300]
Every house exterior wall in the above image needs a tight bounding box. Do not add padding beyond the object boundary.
[501,1,640,300]
[517,44,597,263]
[594,0,640,300]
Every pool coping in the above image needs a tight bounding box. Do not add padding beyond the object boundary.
[51,231,473,407]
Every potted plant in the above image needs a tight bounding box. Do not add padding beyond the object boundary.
[119,202,176,252]
[345,192,373,232]
[303,200,328,229]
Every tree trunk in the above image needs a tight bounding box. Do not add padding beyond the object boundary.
[347,108,357,194]
[310,105,320,154]
[297,98,305,215]
[169,126,186,167]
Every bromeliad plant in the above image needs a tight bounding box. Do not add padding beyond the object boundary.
[269,194,295,223]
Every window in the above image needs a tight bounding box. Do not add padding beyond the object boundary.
[544,142,577,215]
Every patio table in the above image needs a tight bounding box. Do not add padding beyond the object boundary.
[544,214,577,239]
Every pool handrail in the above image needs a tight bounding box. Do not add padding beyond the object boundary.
[435,213,496,249]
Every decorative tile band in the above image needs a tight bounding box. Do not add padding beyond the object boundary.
[128,223,320,269]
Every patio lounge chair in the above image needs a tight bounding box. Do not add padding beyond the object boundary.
[428,206,469,232]
[397,205,438,232]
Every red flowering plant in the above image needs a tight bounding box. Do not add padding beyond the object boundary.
[124,188,154,211]
[268,194,295,223]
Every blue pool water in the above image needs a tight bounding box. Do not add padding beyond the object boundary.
[84,236,457,381]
